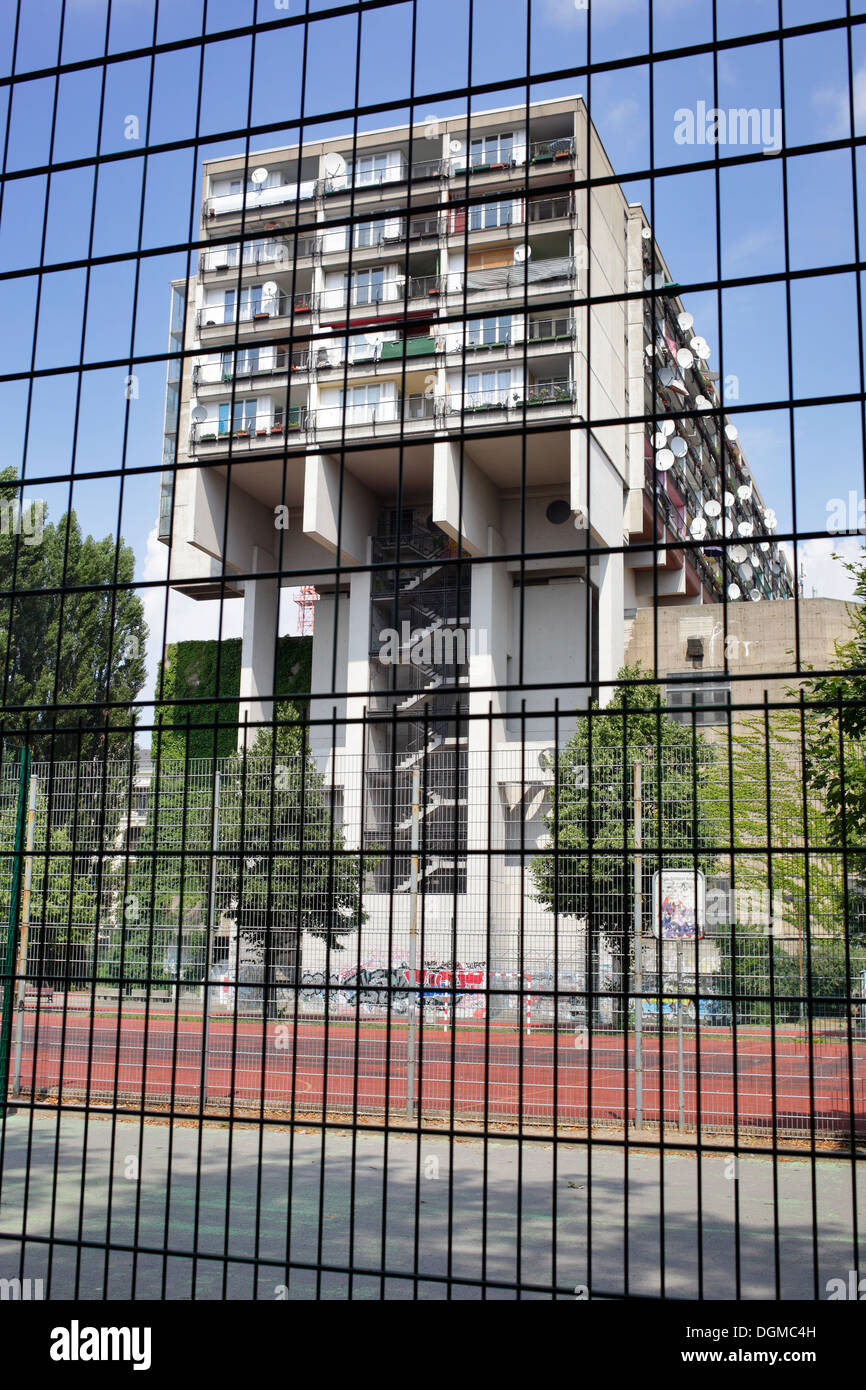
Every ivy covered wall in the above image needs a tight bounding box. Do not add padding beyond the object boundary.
[151,636,313,759]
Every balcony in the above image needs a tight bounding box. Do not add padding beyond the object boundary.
[204,181,317,219]
[442,256,575,301]
[447,377,575,424]
[197,292,317,331]
[189,394,440,453]
[319,157,442,198]
[448,138,574,176]
[199,235,319,274]
[319,273,442,319]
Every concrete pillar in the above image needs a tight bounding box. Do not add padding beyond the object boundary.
[466,526,512,999]
[238,545,278,749]
[596,550,624,705]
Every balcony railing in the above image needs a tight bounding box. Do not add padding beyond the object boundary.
[454,377,575,414]
[527,315,575,342]
[199,236,319,272]
[527,137,575,164]
[443,256,575,294]
[190,395,438,446]
[204,182,317,217]
[197,292,317,327]
[191,408,308,445]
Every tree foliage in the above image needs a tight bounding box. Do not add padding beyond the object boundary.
[0,467,147,761]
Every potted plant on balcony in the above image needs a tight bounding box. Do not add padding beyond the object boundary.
[256,427,269,436]
[199,433,217,442]
[253,310,270,321]
[531,144,553,164]
[295,300,311,313]
[270,423,284,435]
[234,429,250,439]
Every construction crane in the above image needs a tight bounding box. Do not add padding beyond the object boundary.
[295,585,319,635]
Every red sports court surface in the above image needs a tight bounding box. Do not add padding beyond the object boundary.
[8,1005,866,1137]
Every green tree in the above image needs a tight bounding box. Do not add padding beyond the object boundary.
[0,467,148,761]
[799,550,866,851]
[132,718,372,986]
[530,664,718,1028]
[0,780,98,984]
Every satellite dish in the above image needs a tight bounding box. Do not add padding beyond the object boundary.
[323,151,347,177]
[737,483,753,501]
[653,432,668,449]
[191,405,207,423]
[737,521,754,537]
[730,544,748,563]
[739,559,753,578]
[655,448,674,471]
[660,418,675,436]
[725,423,738,442]
[677,311,694,333]
[658,365,676,387]
[536,832,552,850]
[770,559,781,574]
[449,139,461,153]
[644,273,665,291]
[251,167,269,185]
[728,583,741,600]
[749,588,762,602]
[694,394,711,411]
[760,541,770,553]
[262,281,278,297]
[690,336,711,360]
[763,509,777,530]
[670,436,687,458]
[690,516,707,540]
[641,226,652,241]
[676,347,694,371]
[704,498,722,518]
[524,788,546,819]
[723,491,735,509]
[513,245,532,262]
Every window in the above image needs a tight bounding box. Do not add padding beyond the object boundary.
[351,153,390,186]
[340,383,383,424]
[355,218,386,248]
[466,316,514,346]
[347,268,385,306]
[218,400,258,434]
[470,132,514,167]
[665,673,732,726]
[469,199,517,230]
[239,286,263,319]
[466,370,513,407]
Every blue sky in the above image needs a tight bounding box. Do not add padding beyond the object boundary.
[1,0,865,711]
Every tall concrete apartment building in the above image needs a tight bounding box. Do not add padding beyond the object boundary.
[159,96,794,968]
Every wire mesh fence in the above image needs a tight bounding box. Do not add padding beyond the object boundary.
[2,742,864,1138]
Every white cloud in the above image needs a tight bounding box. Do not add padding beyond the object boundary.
[541,0,690,27]
[813,62,866,139]
[780,536,865,602]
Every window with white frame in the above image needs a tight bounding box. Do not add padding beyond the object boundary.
[469,132,514,167]
[346,267,386,306]
[465,369,514,407]
[218,399,258,434]
[466,315,515,346]
[340,383,387,424]
[349,153,393,186]
[468,199,519,230]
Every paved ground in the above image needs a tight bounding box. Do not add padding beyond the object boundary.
[0,1110,862,1299]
